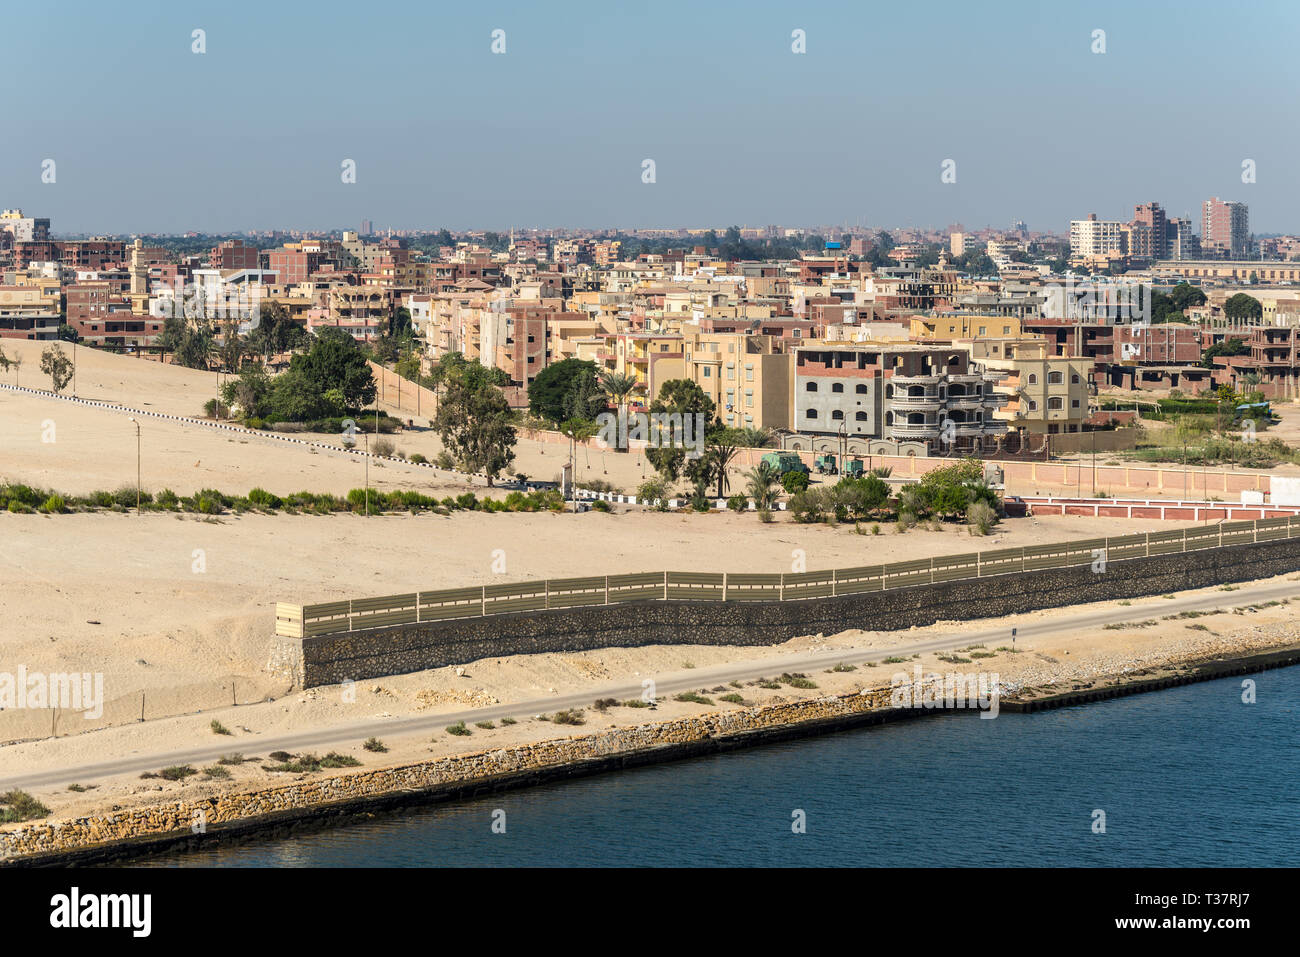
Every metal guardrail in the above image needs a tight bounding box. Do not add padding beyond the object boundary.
[274,517,1297,639]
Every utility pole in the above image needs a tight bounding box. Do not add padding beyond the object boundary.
[128,417,141,513]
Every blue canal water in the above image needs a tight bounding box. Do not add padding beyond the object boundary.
[141,668,1300,867]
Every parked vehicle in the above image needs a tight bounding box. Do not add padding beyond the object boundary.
[815,454,838,475]
[760,451,811,478]
[842,458,865,478]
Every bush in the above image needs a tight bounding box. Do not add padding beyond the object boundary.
[203,398,231,419]
[0,790,50,823]
[445,721,471,736]
[726,493,748,512]
[591,499,611,512]
[363,737,387,753]
[636,478,668,510]
[551,709,585,725]
[781,470,810,494]
[156,488,179,508]
[210,719,232,736]
[966,500,997,536]
[247,487,281,509]
[40,494,66,514]
[372,437,395,457]
[409,453,427,465]
[114,485,148,508]
[435,451,455,470]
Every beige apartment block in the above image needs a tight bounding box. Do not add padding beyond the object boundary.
[910,314,1022,340]
[678,330,793,432]
[968,338,1093,435]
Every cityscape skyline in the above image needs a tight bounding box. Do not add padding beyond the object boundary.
[5,0,1298,234]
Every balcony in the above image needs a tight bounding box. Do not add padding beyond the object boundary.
[946,372,985,385]
[890,423,940,439]
[890,373,942,385]
[891,395,942,410]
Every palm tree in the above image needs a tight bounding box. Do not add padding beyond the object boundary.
[745,461,780,510]
[707,437,741,498]
[599,371,638,418]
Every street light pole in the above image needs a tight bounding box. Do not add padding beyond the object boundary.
[128,418,141,514]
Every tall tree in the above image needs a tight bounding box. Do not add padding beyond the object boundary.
[434,374,517,485]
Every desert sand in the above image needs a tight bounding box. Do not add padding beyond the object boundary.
[3,340,1297,833]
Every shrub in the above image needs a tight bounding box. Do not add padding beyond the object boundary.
[0,790,50,823]
[210,719,232,736]
[159,765,198,781]
[203,765,232,779]
[636,478,668,510]
[475,721,495,730]
[591,499,611,512]
[727,493,748,512]
[592,697,619,712]
[40,494,66,514]
[445,721,471,736]
[500,716,517,725]
[217,754,247,765]
[247,487,281,509]
[780,673,818,689]
[781,470,810,494]
[551,709,585,725]
[113,485,149,508]
[372,437,395,457]
[674,691,714,705]
[203,398,231,419]
[409,453,427,465]
[966,500,997,536]
[719,693,746,704]
[156,488,179,508]
[435,451,455,470]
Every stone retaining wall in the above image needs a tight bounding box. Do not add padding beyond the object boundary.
[0,686,898,863]
[289,537,1300,687]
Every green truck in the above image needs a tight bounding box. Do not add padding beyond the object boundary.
[760,451,811,478]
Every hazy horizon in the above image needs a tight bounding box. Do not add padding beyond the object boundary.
[6,0,1297,235]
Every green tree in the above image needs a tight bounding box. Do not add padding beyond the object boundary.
[159,315,215,370]
[645,379,717,480]
[434,377,517,485]
[1201,337,1248,369]
[528,358,600,423]
[40,344,74,393]
[1223,293,1262,322]
[290,329,377,409]
[745,461,781,511]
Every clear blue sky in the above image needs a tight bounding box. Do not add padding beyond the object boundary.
[6,0,1298,235]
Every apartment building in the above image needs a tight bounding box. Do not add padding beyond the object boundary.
[968,338,1092,435]
[790,343,1008,454]
[1069,214,1124,260]
[1150,260,1300,284]
[0,282,61,339]
[675,331,792,432]
[1202,197,1249,258]
[910,315,1022,340]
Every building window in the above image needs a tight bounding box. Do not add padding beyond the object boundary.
[856,384,867,394]
[1028,373,1038,385]
[855,411,867,421]
[703,367,711,377]
[1048,371,1063,384]
[1028,400,1039,411]
[1048,397,1063,410]
[1071,373,1080,384]
[806,409,818,419]
[831,410,844,420]
[806,382,818,392]
[832,382,844,393]
[1072,399,1080,408]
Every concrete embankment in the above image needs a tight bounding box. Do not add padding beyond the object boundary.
[5,645,1298,866]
